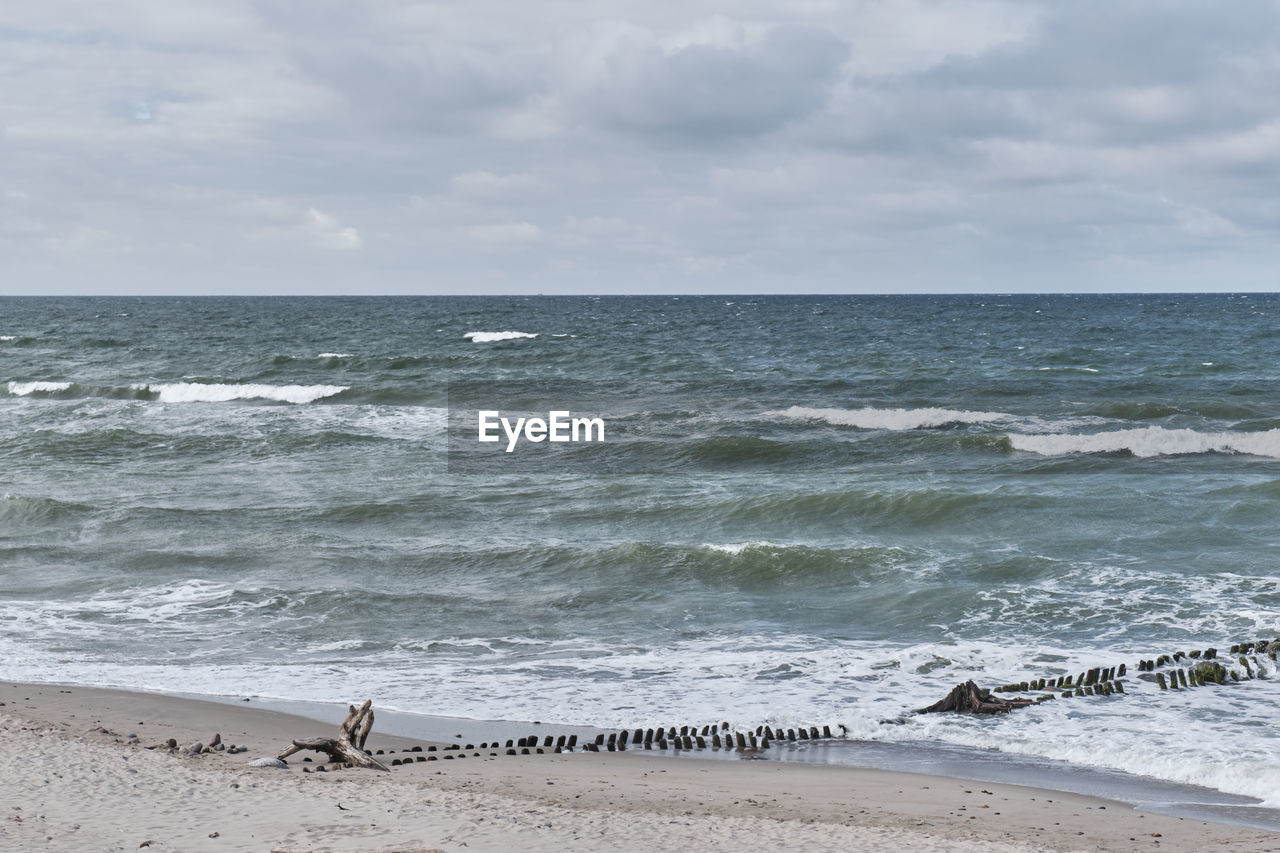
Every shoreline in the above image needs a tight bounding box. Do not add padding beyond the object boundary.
[65,681,1280,831]
[3,680,1278,852]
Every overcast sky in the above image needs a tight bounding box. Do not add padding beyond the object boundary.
[2,1,1278,294]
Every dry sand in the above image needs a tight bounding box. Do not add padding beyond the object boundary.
[2,682,1277,853]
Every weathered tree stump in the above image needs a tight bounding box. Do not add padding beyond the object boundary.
[276,699,389,771]
[917,680,1035,715]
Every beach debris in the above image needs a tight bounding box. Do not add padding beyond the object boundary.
[917,681,1035,715]
[275,699,389,771]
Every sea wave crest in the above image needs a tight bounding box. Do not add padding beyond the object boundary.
[770,405,1009,430]
[133,382,348,404]
[7,381,73,396]
[1008,426,1280,458]
[464,331,538,343]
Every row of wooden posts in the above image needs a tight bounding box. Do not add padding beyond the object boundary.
[277,638,1278,769]
[376,723,841,764]
[980,639,1277,705]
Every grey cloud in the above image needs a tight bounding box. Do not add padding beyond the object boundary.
[932,2,1280,90]
[2,1,1278,293]
[566,25,848,139]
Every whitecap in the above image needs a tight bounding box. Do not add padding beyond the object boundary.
[133,382,348,404]
[0,335,16,342]
[1036,366,1099,373]
[317,352,353,359]
[769,405,1009,430]
[702,541,778,555]
[1008,426,1280,458]
[7,381,73,395]
[463,331,538,343]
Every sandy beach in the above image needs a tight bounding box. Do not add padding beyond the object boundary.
[2,682,1277,853]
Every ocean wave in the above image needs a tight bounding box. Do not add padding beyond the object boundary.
[463,331,538,343]
[1008,427,1280,458]
[133,382,349,404]
[1037,365,1099,373]
[702,541,778,555]
[769,405,1009,430]
[317,352,353,359]
[672,434,816,466]
[0,494,94,525]
[7,381,73,396]
[0,335,16,342]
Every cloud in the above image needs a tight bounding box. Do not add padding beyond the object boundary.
[450,171,545,197]
[559,22,848,139]
[246,202,363,251]
[3,1,1279,293]
[304,208,363,250]
[467,221,542,246]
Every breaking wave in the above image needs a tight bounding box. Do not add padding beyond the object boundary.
[7,381,73,396]
[135,382,349,404]
[1008,427,1280,458]
[464,331,538,343]
[770,405,1010,430]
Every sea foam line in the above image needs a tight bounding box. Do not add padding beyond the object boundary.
[133,382,348,404]
[464,331,538,343]
[1008,426,1280,458]
[770,405,1010,430]
[7,381,73,395]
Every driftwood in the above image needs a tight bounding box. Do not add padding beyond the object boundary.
[917,680,1035,715]
[276,699,389,771]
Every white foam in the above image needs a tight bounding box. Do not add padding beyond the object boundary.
[317,352,353,359]
[770,405,1010,430]
[702,541,778,555]
[133,382,348,404]
[3,608,1280,804]
[463,331,538,343]
[1037,366,1099,373]
[7,381,72,395]
[1009,426,1280,458]
[0,335,16,341]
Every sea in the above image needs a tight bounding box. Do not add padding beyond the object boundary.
[3,294,1279,815]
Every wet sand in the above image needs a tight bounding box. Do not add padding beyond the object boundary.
[2,681,1277,852]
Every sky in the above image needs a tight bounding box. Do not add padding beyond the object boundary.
[1,1,1278,294]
